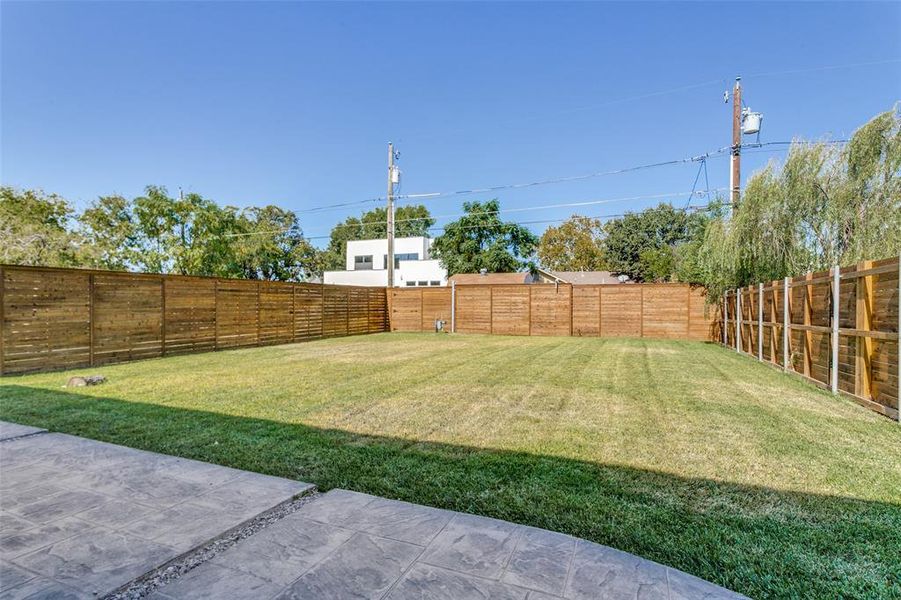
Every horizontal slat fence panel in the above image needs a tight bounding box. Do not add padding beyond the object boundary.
[0,268,91,373]
[492,286,530,336]
[455,286,491,334]
[390,283,714,342]
[420,288,451,332]
[601,286,643,337]
[0,265,388,375]
[294,284,323,341]
[92,273,163,365]
[719,256,899,421]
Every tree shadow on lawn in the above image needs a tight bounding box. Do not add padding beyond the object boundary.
[1,385,899,600]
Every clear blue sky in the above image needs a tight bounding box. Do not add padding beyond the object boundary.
[2,1,899,246]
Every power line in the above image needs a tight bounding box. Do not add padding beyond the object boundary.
[396,140,850,204]
[222,188,726,239]
[504,78,726,124]
[420,204,714,235]
[274,139,849,219]
[684,159,706,210]
[226,138,854,240]
[397,153,728,203]
[744,58,901,80]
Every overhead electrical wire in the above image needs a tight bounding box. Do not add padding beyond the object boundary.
[743,58,901,80]
[278,139,849,218]
[224,139,850,239]
[279,57,887,216]
[222,188,727,239]
[287,203,715,242]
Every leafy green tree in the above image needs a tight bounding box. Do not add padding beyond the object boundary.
[432,199,538,275]
[0,187,83,267]
[132,186,178,273]
[232,205,319,281]
[698,107,901,298]
[638,246,676,282]
[602,203,709,282]
[79,195,138,270]
[321,204,434,271]
[538,215,606,271]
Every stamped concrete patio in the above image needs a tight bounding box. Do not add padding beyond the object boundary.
[0,423,745,599]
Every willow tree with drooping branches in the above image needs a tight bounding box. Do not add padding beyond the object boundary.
[698,107,901,299]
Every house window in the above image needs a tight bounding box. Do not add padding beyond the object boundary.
[406,281,416,287]
[354,255,373,270]
[394,253,419,269]
[430,281,440,286]
[417,281,427,286]
[382,253,420,269]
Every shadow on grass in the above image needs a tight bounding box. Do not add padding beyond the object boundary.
[1,384,899,599]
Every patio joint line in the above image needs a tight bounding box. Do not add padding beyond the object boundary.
[0,430,49,443]
[376,507,457,599]
[102,487,320,600]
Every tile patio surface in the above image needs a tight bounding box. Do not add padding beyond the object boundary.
[0,423,745,599]
[0,424,312,599]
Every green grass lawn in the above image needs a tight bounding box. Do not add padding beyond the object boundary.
[2,333,899,598]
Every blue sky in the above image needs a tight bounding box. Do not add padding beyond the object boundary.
[2,1,899,246]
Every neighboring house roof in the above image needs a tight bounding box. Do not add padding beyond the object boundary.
[448,272,534,285]
[537,269,627,284]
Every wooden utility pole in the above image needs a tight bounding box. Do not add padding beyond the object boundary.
[387,142,396,288]
[730,77,742,209]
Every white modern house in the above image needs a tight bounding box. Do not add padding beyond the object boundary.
[323,237,448,287]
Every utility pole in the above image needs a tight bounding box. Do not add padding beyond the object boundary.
[730,77,742,209]
[386,142,396,288]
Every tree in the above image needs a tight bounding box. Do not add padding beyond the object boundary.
[602,203,709,282]
[431,199,538,275]
[0,187,84,267]
[231,205,319,281]
[538,215,606,271]
[697,107,901,298]
[321,204,434,271]
[79,195,138,270]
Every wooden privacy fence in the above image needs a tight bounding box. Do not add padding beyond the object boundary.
[720,256,900,421]
[0,265,388,375]
[390,283,715,341]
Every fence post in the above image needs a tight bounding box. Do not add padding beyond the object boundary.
[256,281,262,346]
[831,265,840,394]
[89,273,95,367]
[758,282,763,361]
[450,281,456,333]
[0,266,4,376]
[735,288,741,353]
[160,276,167,357]
[855,260,874,400]
[722,293,727,346]
[292,285,297,342]
[214,279,219,350]
[897,255,900,422]
[803,273,813,377]
[783,277,789,372]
